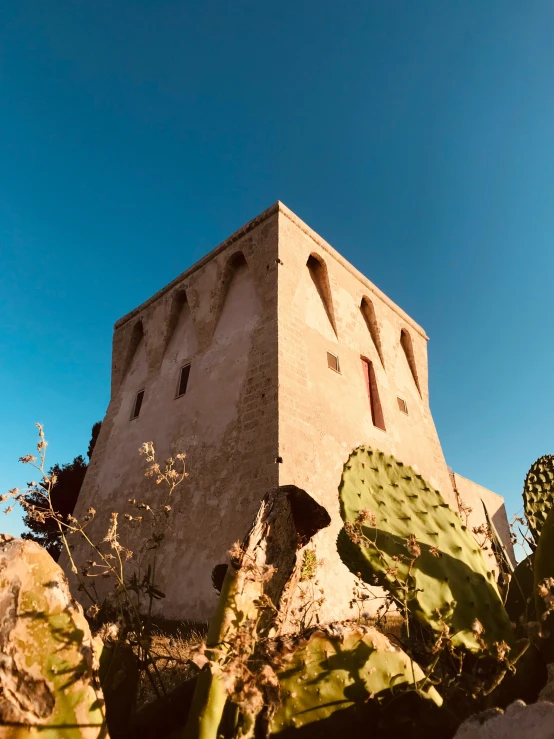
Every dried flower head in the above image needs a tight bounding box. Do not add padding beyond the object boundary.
[18,455,37,464]
[538,580,552,599]
[86,604,100,619]
[471,618,485,636]
[97,622,120,642]
[494,640,511,661]
[103,512,120,549]
[229,541,244,567]
[356,509,377,527]
[406,534,421,560]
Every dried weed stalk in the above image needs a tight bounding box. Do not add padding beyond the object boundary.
[2,424,189,703]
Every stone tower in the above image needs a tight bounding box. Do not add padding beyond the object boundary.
[70,202,514,623]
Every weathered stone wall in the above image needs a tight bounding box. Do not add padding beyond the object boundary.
[276,205,466,623]
[70,206,281,621]
[453,472,516,568]
[68,201,514,624]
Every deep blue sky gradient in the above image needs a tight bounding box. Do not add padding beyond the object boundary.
[2,1,554,542]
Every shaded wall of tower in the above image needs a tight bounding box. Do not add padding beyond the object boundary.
[69,208,280,620]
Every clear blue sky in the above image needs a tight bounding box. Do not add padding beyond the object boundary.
[1,1,553,542]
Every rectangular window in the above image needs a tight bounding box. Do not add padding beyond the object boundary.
[176,364,191,398]
[131,389,145,420]
[397,396,408,414]
[362,358,385,430]
[327,351,340,373]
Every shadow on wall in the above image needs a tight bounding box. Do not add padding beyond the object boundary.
[400,328,421,396]
[307,254,337,337]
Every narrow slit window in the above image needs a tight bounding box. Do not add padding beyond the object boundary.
[131,389,145,420]
[327,351,340,373]
[397,396,408,414]
[176,364,191,397]
[361,358,386,431]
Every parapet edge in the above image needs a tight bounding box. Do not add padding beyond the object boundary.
[114,201,280,330]
[276,201,429,341]
[114,200,429,341]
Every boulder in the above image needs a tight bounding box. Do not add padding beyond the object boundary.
[454,665,554,739]
[0,535,108,737]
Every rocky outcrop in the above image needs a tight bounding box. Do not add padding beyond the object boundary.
[0,535,108,738]
[454,665,554,739]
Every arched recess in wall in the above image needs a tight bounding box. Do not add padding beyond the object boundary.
[121,320,145,382]
[306,253,337,337]
[212,251,262,343]
[400,328,421,396]
[162,288,197,359]
[213,252,249,331]
[360,296,384,367]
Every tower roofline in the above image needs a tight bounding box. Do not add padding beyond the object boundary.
[277,201,428,340]
[114,201,429,340]
[114,201,280,330]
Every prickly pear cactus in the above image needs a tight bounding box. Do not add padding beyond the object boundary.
[0,535,107,738]
[523,455,554,543]
[99,642,139,737]
[338,446,514,651]
[534,505,554,662]
[185,487,330,739]
[267,623,442,734]
[505,553,536,632]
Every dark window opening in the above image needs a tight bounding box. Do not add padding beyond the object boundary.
[327,351,340,373]
[397,396,408,414]
[176,364,191,397]
[362,358,385,431]
[131,390,145,420]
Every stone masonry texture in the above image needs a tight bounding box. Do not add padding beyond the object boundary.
[67,202,515,623]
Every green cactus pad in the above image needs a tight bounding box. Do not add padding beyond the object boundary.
[99,643,139,736]
[523,455,554,543]
[504,553,536,632]
[268,624,442,734]
[534,505,554,662]
[338,446,514,651]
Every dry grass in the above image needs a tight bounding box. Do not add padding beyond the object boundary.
[364,612,406,645]
[135,613,406,709]
[137,621,207,709]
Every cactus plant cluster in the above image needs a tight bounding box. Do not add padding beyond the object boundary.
[10,443,554,739]
[183,446,554,738]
